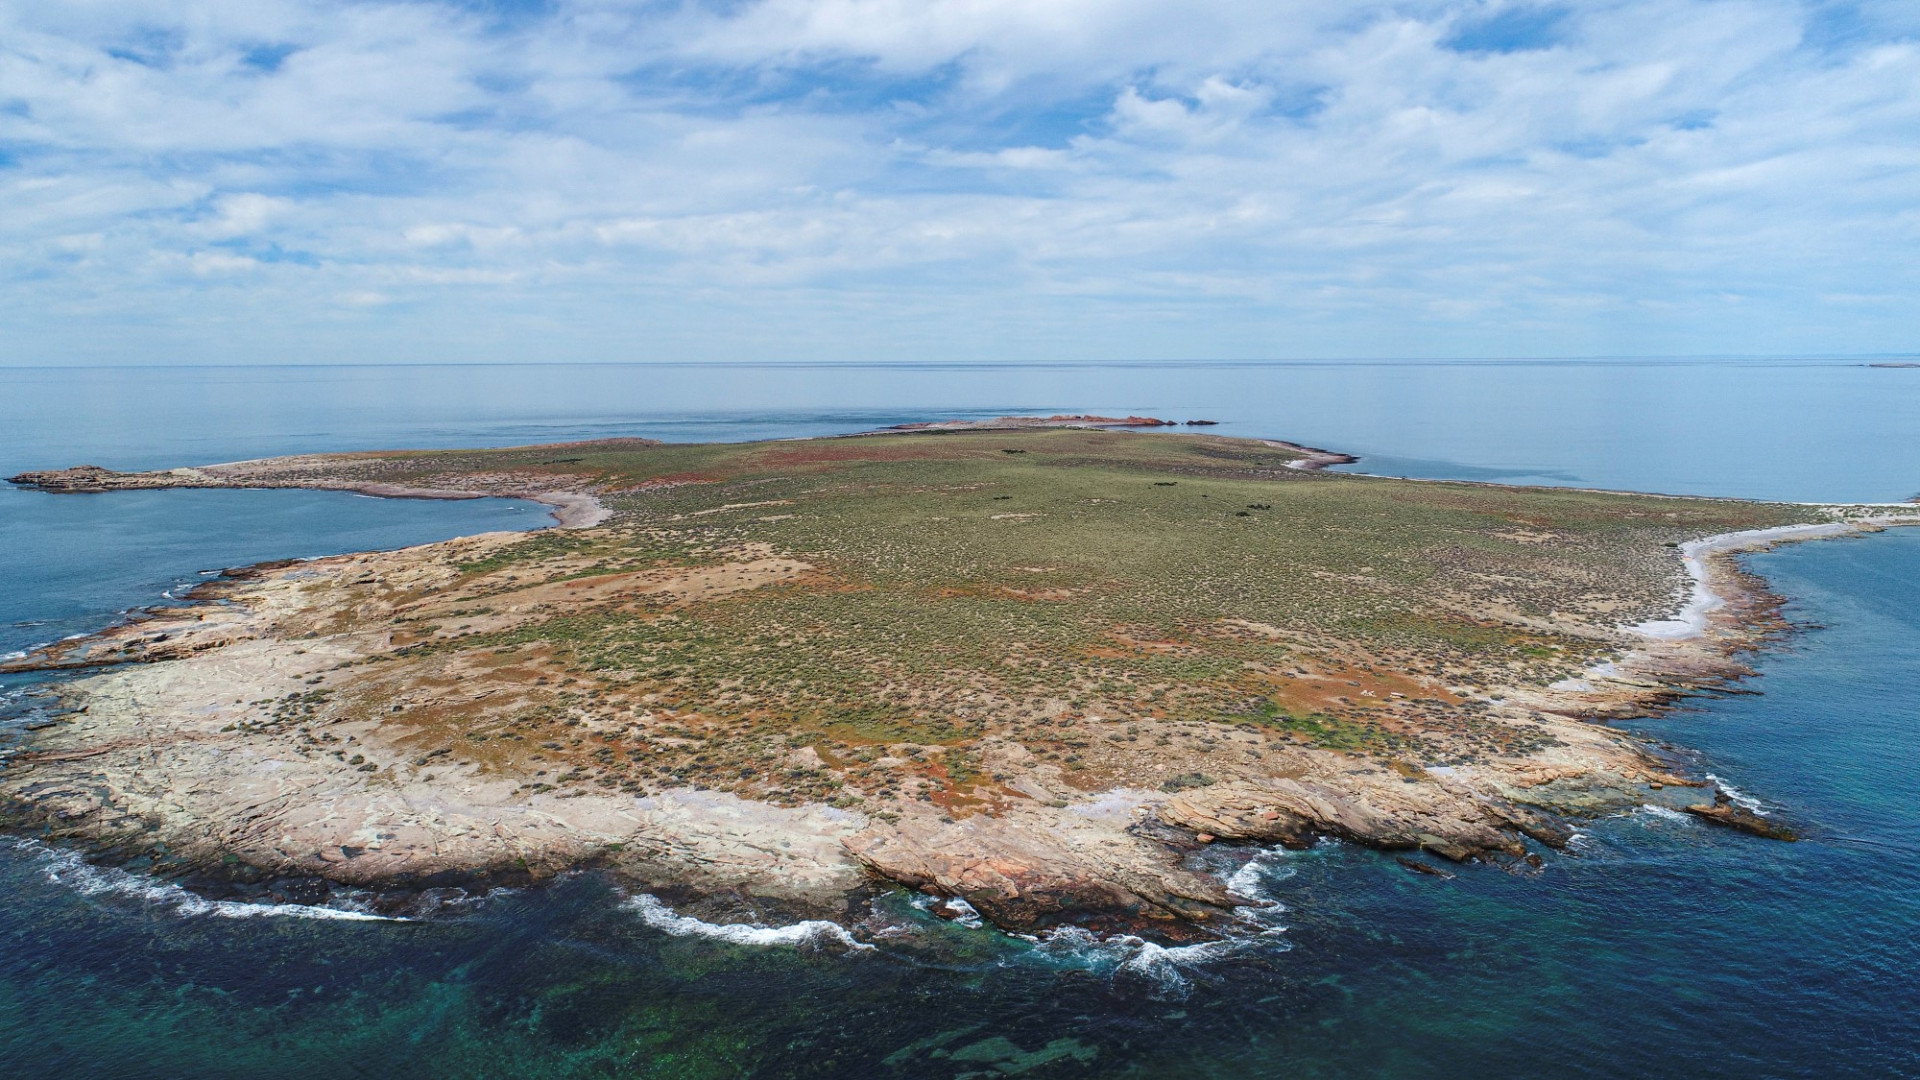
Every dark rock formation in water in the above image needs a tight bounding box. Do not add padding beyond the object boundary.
[1683,792,1798,841]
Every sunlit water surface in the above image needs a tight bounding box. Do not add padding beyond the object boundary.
[0,361,1915,1078]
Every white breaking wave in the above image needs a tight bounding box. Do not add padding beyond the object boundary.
[1636,804,1694,824]
[942,895,984,928]
[1112,934,1244,990]
[1029,926,1260,997]
[1705,774,1769,815]
[1223,849,1294,943]
[908,892,986,929]
[1224,848,1294,910]
[624,893,873,950]
[1025,848,1294,997]
[17,840,400,922]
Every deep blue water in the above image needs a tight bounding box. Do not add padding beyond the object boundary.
[0,361,1916,1078]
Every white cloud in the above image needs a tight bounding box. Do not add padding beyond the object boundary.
[186,250,260,274]
[0,0,1914,363]
[197,192,291,237]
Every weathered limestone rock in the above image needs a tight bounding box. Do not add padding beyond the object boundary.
[845,797,1231,929]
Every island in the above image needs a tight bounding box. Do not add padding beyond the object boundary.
[4,421,1912,932]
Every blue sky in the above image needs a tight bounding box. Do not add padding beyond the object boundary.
[1,0,1915,364]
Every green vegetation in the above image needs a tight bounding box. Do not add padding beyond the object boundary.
[301,428,1806,808]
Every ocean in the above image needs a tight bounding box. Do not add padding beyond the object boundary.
[0,360,1914,1078]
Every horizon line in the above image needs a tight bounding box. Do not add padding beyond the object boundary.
[2,354,1916,372]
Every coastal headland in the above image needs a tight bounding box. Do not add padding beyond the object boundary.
[5,419,1912,933]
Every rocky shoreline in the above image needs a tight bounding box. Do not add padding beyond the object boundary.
[4,431,1910,937]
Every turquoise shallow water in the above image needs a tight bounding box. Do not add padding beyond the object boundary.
[0,361,1915,1078]
[0,486,546,659]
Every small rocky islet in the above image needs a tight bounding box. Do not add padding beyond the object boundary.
[4,419,1908,933]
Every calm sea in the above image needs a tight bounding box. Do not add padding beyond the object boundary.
[0,361,1915,1078]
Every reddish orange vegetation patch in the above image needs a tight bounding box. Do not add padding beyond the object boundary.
[924,762,1010,816]
[759,569,865,597]
[1080,628,1203,660]
[463,642,565,681]
[1249,659,1456,718]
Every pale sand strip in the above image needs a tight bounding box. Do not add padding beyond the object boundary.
[1634,514,1920,642]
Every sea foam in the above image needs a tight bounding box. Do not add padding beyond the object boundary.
[17,840,400,922]
[1028,925,1272,998]
[624,893,872,950]
[908,892,986,928]
[1705,774,1769,815]
[1025,848,1294,997]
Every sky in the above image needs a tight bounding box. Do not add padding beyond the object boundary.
[1,0,1916,365]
